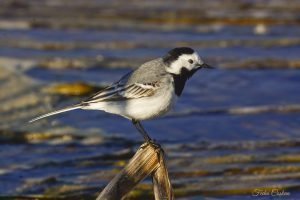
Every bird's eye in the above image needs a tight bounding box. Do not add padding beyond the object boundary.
[188,59,194,64]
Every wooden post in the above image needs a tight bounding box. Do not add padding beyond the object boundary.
[152,149,174,200]
[96,142,173,200]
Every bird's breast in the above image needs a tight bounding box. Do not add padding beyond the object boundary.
[123,84,176,120]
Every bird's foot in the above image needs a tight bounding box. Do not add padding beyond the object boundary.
[148,139,161,149]
[141,139,163,162]
[141,139,160,149]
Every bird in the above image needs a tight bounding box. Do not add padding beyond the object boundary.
[30,47,213,143]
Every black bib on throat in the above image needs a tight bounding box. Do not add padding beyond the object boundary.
[171,67,198,96]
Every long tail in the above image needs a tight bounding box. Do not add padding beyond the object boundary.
[29,104,83,123]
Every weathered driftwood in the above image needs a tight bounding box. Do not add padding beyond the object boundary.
[152,149,174,200]
[97,142,173,200]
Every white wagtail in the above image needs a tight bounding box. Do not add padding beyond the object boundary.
[30,47,212,142]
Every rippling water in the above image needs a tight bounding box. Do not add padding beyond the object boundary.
[1,1,300,199]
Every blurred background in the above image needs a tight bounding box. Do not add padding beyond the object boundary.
[0,0,300,199]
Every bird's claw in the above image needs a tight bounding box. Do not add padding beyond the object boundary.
[141,139,160,149]
[141,139,163,163]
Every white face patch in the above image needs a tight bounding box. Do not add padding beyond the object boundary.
[166,52,203,74]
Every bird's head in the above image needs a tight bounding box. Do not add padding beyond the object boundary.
[163,47,212,76]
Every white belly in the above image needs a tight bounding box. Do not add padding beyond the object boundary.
[84,86,176,120]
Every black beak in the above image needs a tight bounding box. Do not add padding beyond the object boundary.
[198,63,214,69]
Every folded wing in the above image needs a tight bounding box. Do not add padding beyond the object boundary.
[82,82,160,104]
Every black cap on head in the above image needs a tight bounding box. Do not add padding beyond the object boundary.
[163,47,195,65]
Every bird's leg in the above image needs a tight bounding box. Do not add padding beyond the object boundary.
[131,119,161,150]
[132,119,152,142]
